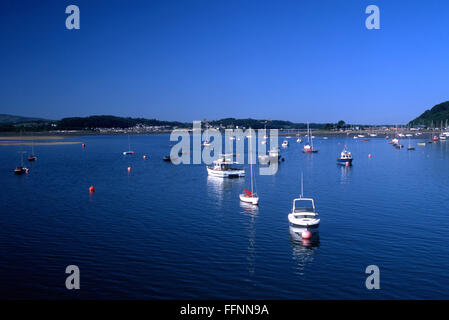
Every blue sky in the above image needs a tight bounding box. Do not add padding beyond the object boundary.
[0,0,448,124]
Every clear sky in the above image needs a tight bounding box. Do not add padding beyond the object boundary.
[1,0,448,124]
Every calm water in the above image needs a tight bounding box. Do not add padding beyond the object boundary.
[1,134,449,299]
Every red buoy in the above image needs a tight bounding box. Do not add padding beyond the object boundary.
[127,166,131,172]
[301,230,312,239]
[143,155,147,159]
[82,143,85,148]
[89,186,95,193]
[368,154,372,158]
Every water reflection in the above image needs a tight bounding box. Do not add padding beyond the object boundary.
[339,165,352,185]
[289,226,320,275]
[206,175,243,205]
[240,201,258,276]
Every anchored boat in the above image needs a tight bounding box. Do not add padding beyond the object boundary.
[207,154,245,178]
[123,135,134,155]
[303,122,318,153]
[14,151,29,175]
[337,148,353,166]
[288,174,320,230]
[240,131,259,205]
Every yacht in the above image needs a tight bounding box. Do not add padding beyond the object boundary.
[123,135,134,155]
[240,131,259,205]
[207,154,245,178]
[14,151,29,175]
[28,142,37,161]
[303,122,318,153]
[282,140,289,148]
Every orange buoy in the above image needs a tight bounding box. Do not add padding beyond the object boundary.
[301,230,312,239]
[143,155,147,159]
[89,186,95,193]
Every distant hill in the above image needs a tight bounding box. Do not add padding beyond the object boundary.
[57,115,188,130]
[0,113,357,132]
[207,118,326,129]
[0,114,50,124]
[409,101,449,126]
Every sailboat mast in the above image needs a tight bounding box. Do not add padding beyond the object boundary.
[307,122,310,144]
[250,129,254,193]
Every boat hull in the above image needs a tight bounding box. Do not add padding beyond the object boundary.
[14,167,28,175]
[302,150,318,153]
[288,214,320,229]
[337,158,353,165]
[207,167,245,178]
[239,194,259,205]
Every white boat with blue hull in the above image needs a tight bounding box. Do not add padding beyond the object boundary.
[337,149,353,166]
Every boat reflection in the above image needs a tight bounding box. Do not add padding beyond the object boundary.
[206,175,243,204]
[240,201,258,276]
[289,226,320,274]
[339,165,352,185]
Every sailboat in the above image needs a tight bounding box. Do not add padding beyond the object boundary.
[240,130,259,205]
[14,151,29,175]
[123,135,135,155]
[302,122,318,153]
[28,141,37,161]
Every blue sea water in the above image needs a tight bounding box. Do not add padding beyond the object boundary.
[1,134,449,299]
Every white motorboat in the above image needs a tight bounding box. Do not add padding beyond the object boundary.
[282,140,289,147]
[288,175,320,230]
[337,148,353,165]
[207,154,245,178]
